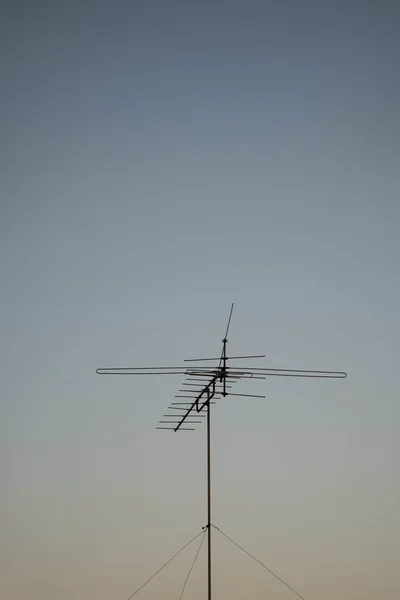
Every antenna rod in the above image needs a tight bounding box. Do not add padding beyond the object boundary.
[206,305,232,600]
[207,397,211,600]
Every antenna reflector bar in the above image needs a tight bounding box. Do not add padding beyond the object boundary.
[171,402,216,405]
[184,355,266,363]
[159,421,202,424]
[177,428,196,431]
[225,393,266,398]
[163,414,206,418]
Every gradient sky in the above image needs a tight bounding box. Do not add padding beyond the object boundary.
[1,1,399,599]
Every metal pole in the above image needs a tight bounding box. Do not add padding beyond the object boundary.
[207,398,211,600]
[222,338,227,396]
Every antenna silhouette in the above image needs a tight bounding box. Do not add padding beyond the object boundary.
[97,304,347,599]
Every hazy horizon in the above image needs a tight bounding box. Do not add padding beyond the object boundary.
[2,1,399,599]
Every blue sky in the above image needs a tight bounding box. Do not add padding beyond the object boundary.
[1,1,399,599]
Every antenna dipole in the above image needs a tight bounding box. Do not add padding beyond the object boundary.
[96,304,347,600]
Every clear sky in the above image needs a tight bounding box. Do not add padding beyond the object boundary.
[1,1,399,599]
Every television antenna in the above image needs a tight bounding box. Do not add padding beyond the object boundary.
[96,304,347,599]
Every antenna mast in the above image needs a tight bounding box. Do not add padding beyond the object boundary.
[96,305,347,600]
[207,385,212,600]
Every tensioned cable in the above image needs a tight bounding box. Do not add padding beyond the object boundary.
[179,530,206,599]
[213,525,307,600]
[126,530,204,600]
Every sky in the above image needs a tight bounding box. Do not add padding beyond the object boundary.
[1,1,399,598]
